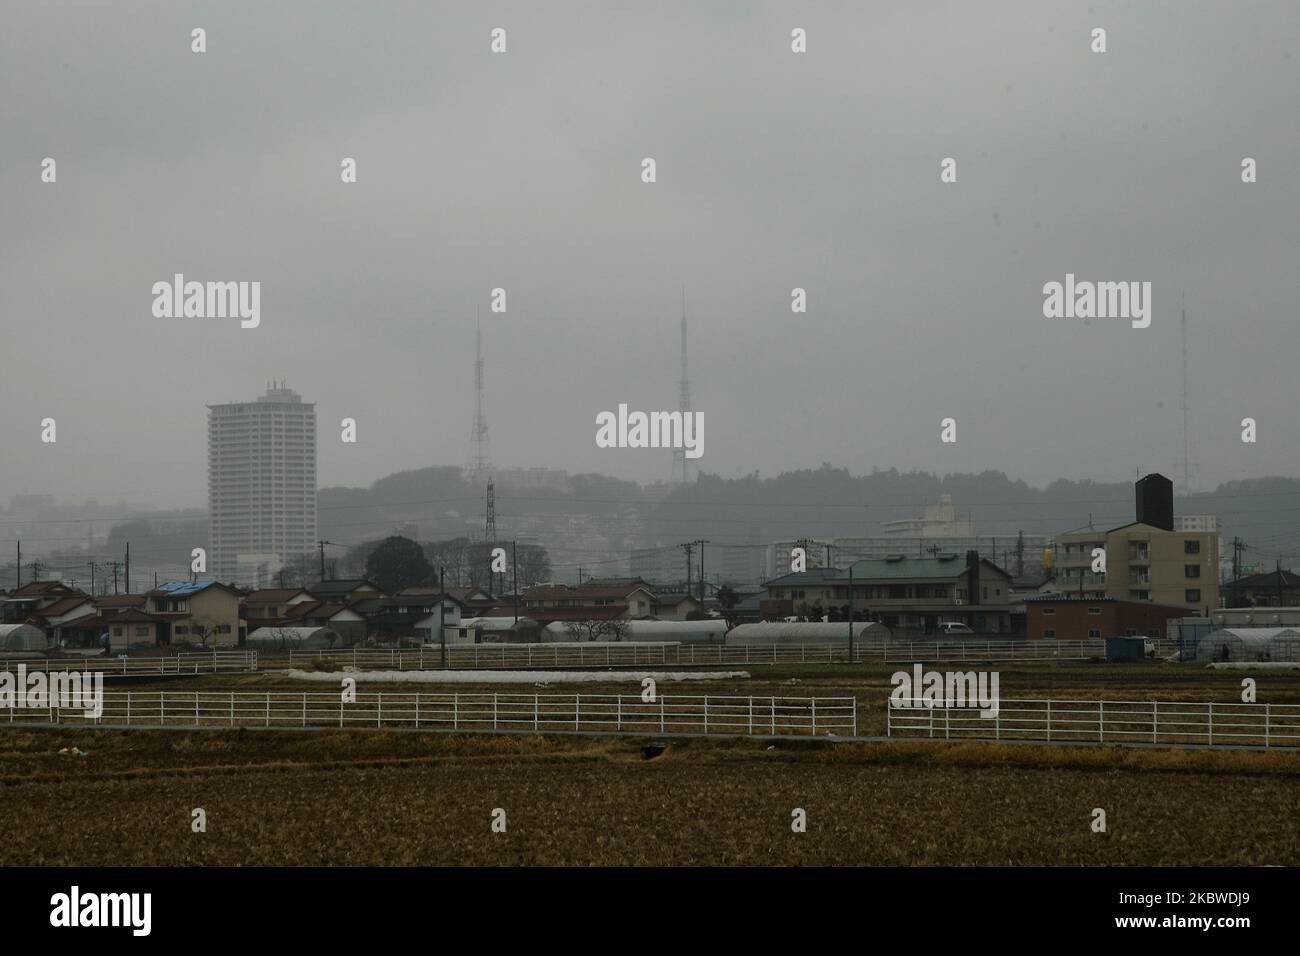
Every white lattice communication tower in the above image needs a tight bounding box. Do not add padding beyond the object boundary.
[467,316,492,485]
[671,289,694,485]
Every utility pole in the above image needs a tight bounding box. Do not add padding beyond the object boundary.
[319,540,326,581]
[439,566,447,669]
[680,542,694,594]
[693,539,710,601]
[1016,530,1025,578]
[1181,293,1192,495]
[15,541,20,589]
[848,563,855,659]
[109,561,121,595]
[125,541,130,593]
[512,540,519,624]
[87,562,96,596]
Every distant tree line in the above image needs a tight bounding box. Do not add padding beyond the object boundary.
[275,536,552,595]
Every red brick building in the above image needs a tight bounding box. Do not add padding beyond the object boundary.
[1024,595,1192,641]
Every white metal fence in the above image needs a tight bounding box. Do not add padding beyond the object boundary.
[0,651,257,676]
[887,697,1300,748]
[272,639,1140,671]
[6,690,856,738]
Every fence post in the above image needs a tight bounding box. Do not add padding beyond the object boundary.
[575,695,580,731]
[1152,700,1158,744]
[454,693,459,730]
[1208,701,1213,747]
[160,693,165,726]
[493,695,498,731]
[377,694,382,728]
[748,697,753,735]
[339,697,343,728]
[1099,699,1104,743]
[534,694,539,731]
[195,694,199,726]
[704,697,709,735]
[660,695,665,733]
[265,693,270,728]
[302,693,306,727]
[810,699,816,735]
[771,696,776,734]
[616,696,621,731]
[1046,699,1051,742]
[1265,703,1270,748]
[944,705,949,739]
[230,695,234,726]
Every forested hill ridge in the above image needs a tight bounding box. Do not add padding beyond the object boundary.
[317,465,1300,569]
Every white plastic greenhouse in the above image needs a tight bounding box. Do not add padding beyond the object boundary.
[1194,627,1300,663]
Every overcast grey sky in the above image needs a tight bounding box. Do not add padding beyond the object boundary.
[3,1,1297,509]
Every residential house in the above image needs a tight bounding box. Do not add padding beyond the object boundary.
[761,553,1015,636]
[1222,569,1300,608]
[146,581,244,646]
[350,594,463,644]
[306,579,385,604]
[519,580,658,625]
[2,581,84,624]
[1024,595,1189,641]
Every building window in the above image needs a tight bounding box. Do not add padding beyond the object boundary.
[1043,628,1056,639]
[1185,565,1201,578]
[1088,628,1101,638]
[1041,607,1055,615]
[1185,589,1202,603]
[134,626,149,637]
[112,626,123,637]
[1087,607,1102,615]
[1184,540,1200,554]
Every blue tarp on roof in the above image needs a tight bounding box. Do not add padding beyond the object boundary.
[154,581,217,596]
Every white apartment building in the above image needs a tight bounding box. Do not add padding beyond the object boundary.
[208,383,317,586]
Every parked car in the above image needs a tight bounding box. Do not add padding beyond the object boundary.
[937,622,975,636]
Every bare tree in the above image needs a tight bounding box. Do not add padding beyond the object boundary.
[562,618,629,642]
